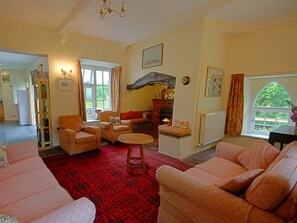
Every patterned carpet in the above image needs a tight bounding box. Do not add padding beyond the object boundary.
[43,143,190,223]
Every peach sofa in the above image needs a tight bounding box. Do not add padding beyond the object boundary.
[157,140,297,223]
[0,140,96,223]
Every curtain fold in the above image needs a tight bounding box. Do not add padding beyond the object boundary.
[225,73,244,136]
[76,60,86,121]
[111,66,122,112]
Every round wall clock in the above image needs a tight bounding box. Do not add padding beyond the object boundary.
[182,76,190,85]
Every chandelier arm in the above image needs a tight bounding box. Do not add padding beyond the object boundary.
[99,0,126,20]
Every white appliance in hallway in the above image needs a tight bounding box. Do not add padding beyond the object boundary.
[17,90,30,125]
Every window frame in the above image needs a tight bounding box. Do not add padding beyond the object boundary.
[81,65,111,121]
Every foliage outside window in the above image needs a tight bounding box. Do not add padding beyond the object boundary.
[252,81,292,135]
[81,66,111,120]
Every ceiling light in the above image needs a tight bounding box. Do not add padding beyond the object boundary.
[99,0,126,20]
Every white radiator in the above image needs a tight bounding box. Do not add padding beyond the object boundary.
[199,111,226,145]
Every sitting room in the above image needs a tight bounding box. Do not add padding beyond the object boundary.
[0,0,297,222]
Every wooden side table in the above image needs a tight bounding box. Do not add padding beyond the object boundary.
[268,126,297,150]
[118,133,154,171]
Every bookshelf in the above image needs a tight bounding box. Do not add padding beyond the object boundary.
[31,66,52,148]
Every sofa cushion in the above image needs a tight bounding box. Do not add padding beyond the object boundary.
[0,186,73,223]
[0,168,59,208]
[7,140,38,164]
[159,126,191,137]
[185,167,223,185]
[75,132,97,144]
[0,156,45,182]
[245,157,297,210]
[216,169,264,195]
[237,140,279,171]
[120,111,143,120]
[194,157,247,179]
[0,144,9,168]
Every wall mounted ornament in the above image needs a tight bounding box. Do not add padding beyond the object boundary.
[182,76,190,85]
[205,67,224,97]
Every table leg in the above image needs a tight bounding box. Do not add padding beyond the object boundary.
[140,145,146,172]
[127,145,132,171]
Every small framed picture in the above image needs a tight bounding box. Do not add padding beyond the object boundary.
[1,74,10,82]
[142,43,163,69]
[58,78,72,91]
[205,67,224,97]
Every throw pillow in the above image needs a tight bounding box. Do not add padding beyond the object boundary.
[0,214,19,223]
[216,169,264,195]
[109,116,121,126]
[61,117,83,133]
[173,120,189,129]
[0,144,9,168]
[237,140,279,170]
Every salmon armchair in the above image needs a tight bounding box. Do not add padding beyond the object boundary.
[99,111,132,143]
[59,115,101,155]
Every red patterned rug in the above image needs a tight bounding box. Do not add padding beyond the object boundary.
[43,143,190,223]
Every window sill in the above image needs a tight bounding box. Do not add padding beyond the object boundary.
[241,133,268,140]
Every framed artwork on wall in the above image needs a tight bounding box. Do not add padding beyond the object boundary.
[142,43,163,69]
[58,78,72,91]
[205,67,224,97]
[1,74,10,82]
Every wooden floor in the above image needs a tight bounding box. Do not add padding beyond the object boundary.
[182,148,215,166]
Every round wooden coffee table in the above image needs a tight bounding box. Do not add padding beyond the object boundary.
[118,133,154,172]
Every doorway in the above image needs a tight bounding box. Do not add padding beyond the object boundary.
[0,50,48,145]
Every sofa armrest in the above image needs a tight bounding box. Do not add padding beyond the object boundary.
[59,129,76,143]
[215,142,247,164]
[157,165,253,222]
[32,197,96,223]
[7,140,38,164]
[100,121,113,129]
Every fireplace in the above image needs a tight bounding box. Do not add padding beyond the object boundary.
[160,109,173,124]
[152,99,174,131]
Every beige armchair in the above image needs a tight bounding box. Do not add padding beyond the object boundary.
[99,111,132,143]
[59,115,101,155]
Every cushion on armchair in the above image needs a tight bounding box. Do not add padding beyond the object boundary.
[60,116,83,133]
[108,116,121,126]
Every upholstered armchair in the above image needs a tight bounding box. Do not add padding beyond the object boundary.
[99,111,132,143]
[59,115,101,155]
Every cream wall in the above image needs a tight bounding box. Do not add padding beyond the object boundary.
[193,17,229,149]
[222,20,297,147]
[124,17,205,157]
[0,17,123,146]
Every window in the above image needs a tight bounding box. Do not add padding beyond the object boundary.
[251,81,292,135]
[81,65,111,120]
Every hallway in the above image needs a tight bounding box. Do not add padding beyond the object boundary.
[0,121,36,144]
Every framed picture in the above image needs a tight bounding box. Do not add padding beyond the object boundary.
[142,43,163,69]
[205,67,224,97]
[58,78,72,91]
[1,74,10,82]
